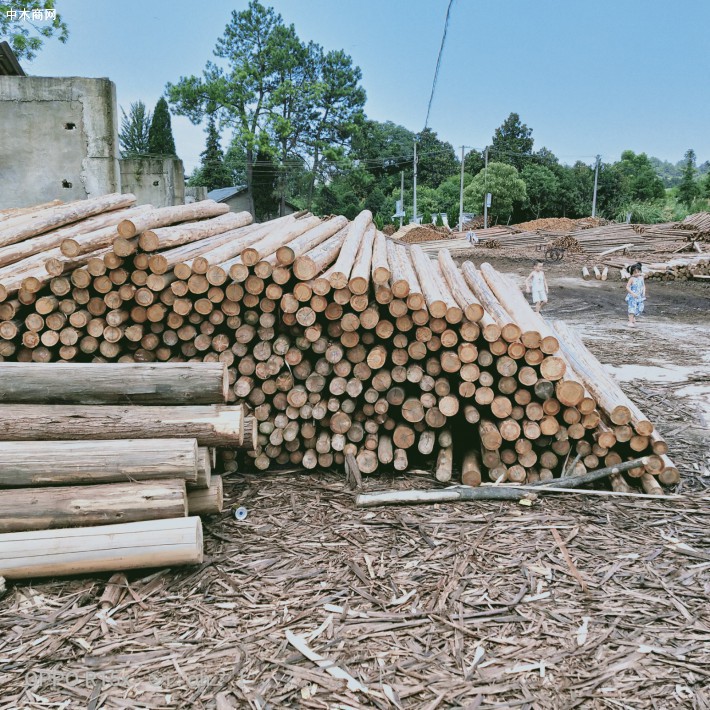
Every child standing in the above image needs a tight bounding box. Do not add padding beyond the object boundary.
[625,264,646,327]
[525,260,548,313]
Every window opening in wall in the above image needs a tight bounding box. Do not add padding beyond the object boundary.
[62,180,72,188]
[64,123,76,130]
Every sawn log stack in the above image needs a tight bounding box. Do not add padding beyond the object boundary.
[0,197,679,503]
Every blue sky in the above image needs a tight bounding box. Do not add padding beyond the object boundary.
[22,0,710,172]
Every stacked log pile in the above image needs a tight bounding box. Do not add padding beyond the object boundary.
[0,200,677,497]
[605,255,710,281]
[677,212,710,239]
[0,362,254,579]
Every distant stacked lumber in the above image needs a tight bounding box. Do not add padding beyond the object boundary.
[0,197,677,496]
[677,212,710,240]
[0,362,254,579]
[605,255,710,281]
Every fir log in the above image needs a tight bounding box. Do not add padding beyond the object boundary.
[348,224,377,294]
[437,249,485,322]
[241,215,321,266]
[550,320,654,434]
[0,205,151,270]
[0,480,188,533]
[139,211,253,251]
[480,264,558,353]
[371,231,391,285]
[329,210,373,288]
[0,362,228,404]
[0,438,199,487]
[292,225,350,281]
[0,516,203,579]
[461,449,482,487]
[460,261,522,342]
[116,200,229,238]
[410,245,448,318]
[276,216,348,266]
[186,476,223,515]
[0,405,252,448]
[0,193,136,249]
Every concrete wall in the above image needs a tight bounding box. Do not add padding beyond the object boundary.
[120,157,185,207]
[0,76,120,209]
[185,186,208,204]
[221,192,295,220]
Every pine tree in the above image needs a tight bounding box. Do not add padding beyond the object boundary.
[148,97,177,156]
[119,101,151,157]
[677,149,700,208]
[199,116,231,191]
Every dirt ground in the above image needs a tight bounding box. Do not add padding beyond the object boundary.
[0,255,708,709]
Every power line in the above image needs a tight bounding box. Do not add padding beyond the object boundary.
[424,0,456,130]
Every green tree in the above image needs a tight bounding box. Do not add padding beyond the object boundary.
[555,162,594,217]
[677,149,700,207]
[303,47,366,207]
[148,97,177,156]
[252,146,280,221]
[464,162,527,222]
[490,113,534,170]
[198,115,231,191]
[702,172,710,199]
[167,2,290,215]
[521,164,559,219]
[648,156,682,187]
[463,149,484,177]
[436,173,472,224]
[119,101,151,157]
[0,1,68,61]
[535,147,559,168]
[613,151,664,202]
[415,128,458,189]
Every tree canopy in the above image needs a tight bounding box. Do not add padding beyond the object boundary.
[148,98,177,156]
[677,149,700,207]
[0,1,68,61]
[197,115,232,192]
[464,162,527,223]
[489,113,534,170]
[119,101,151,157]
[166,0,364,217]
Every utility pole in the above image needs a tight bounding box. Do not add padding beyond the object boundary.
[592,154,600,217]
[412,140,418,224]
[399,171,404,229]
[458,145,465,231]
[483,146,489,229]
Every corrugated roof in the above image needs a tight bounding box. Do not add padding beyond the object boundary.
[207,186,246,203]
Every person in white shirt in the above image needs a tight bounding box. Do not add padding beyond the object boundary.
[525,260,549,313]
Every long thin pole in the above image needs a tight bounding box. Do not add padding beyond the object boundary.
[458,145,465,231]
[413,141,418,224]
[592,154,600,217]
[399,171,404,229]
[483,146,489,229]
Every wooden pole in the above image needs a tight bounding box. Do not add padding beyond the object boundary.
[0,516,203,579]
[0,362,228,404]
[0,438,199,487]
[0,480,188,532]
[0,404,252,448]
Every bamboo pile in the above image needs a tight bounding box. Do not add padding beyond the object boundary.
[0,199,678,496]
[0,362,254,579]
